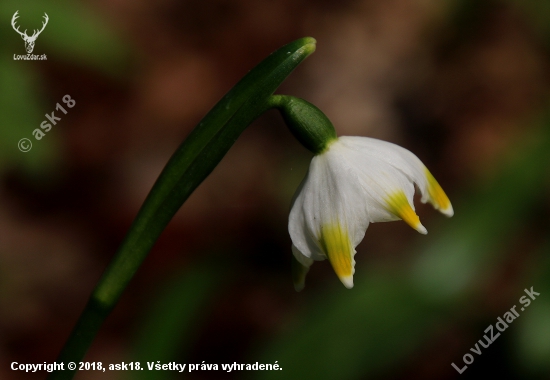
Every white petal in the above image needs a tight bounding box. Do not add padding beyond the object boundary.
[288,144,369,287]
[339,136,453,217]
[331,139,426,234]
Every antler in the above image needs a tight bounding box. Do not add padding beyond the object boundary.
[30,13,49,38]
[11,10,27,38]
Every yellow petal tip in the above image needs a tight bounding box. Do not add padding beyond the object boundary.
[441,204,454,217]
[385,191,426,233]
[424,168,453,217]
[417,223,428,235]
[320,223,355,288]
[339,275,354,289]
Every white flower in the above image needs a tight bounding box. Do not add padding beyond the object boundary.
[289,136,453,290]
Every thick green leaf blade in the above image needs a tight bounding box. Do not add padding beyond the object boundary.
[50,37,316,380]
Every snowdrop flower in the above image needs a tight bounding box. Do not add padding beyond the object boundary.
[273,95,453,290]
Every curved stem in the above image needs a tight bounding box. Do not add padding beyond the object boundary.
[49,37,316,380]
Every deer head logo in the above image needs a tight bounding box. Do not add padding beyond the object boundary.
[11,11,49,54]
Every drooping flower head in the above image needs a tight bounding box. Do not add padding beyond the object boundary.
[274,95,453,290]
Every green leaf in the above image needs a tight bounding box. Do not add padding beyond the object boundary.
[49,37,316,380]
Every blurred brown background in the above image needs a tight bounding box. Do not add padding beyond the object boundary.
[1,0,549,379]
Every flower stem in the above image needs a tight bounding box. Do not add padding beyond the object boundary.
[48,37,316,380]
